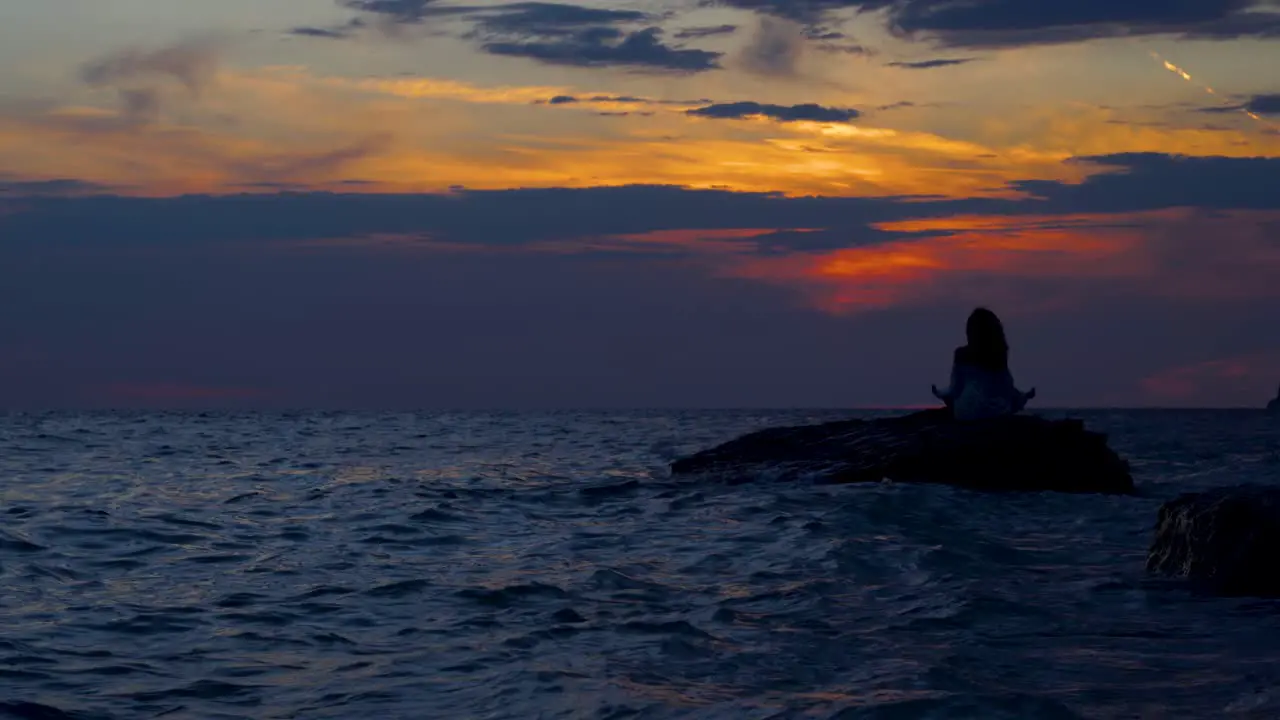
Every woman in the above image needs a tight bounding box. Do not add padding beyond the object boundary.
[932,307,1036,421]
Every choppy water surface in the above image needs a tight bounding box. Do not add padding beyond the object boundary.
[1,409,1279,719]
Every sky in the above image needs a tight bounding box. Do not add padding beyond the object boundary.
[1,0,1279,409]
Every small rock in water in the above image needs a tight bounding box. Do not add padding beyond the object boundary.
[1146,484,1280,597]
[670,408,1133,494]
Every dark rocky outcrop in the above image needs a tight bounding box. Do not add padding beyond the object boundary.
[1267,384,1280,412]
[670,408,1134,494]
[1146,484,1280,597]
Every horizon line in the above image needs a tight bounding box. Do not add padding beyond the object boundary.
[0,405,1273,414]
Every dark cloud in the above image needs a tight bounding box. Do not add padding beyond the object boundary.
[0,184,1019,267]
[885,0,1280,44]
[1208,93,1280,116]
[482,26,721,72]
[674,24,739,39]
[76,38,224,128]
[887,57,975,69]
[797,24,876,53]
[341,0,441,23]
[1249,94,1280,115]
[457,5,686,72]
[289,21,366,39]
[329,1,724,72]
[1014,153,1280,213]
[534,93,709,107]
[816,42,874,55]
[588,94,711,105]
[718,0,1280,47]
[80,37,221,94]
[739,17,805,76]
[290,26,349,38]
[465,3,649,35]
[0,179,111,197]
[1180,5,1280,39]
[339,0,649,31]
[803,27,845,40]
[688,101,861,123]
[712,0,848,24]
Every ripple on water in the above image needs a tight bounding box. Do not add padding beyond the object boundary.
[1,409,1279,718]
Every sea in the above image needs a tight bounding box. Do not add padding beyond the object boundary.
[1,409,1278,720]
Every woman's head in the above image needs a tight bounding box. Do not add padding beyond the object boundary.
[964,307,1008,370]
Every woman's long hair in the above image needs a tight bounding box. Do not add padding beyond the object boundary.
[964,307,1009,372]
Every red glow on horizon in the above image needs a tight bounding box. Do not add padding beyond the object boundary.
[1139,355,1273,403]
[100,382,266,403]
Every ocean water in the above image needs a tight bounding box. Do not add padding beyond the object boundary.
[1,409,1278,720]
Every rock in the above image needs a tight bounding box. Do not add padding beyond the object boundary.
[1267,385,1280,412]
[670,408,1133,494]
[1146,484,1280,597]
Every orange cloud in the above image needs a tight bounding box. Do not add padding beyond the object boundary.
[972,102,1280,159]
[340,76,575,105]
[720,212,1152,312]
[338,75,701,113]
[717,208,1280,314]
[2,64,1278,199]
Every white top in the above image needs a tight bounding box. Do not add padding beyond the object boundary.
[936,355,1032,421]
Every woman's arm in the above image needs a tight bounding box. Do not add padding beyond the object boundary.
[933,356,965,405]
[1004,369,1035,411]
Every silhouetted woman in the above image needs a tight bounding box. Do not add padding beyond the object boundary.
[932,307,1036,420]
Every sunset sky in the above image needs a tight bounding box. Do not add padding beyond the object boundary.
[2,0,1279,408]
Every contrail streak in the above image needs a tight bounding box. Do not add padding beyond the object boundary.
[1150,50,1269,125]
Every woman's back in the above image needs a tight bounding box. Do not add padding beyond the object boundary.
[950,346,1024,420]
